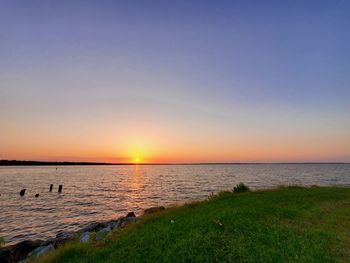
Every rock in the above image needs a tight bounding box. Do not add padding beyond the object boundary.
[35,194,39,198]
[0,213,140,262]
[126,212,136,218]
[28,244,54,259]
[119,216,136,227]
[79,232,90,242]
[95,227,112,241]
[107,220,121,230]
[99,227,111,235]
[52,231,76,247]
[82,222,98,232]
[0,240,43,263]
[82,222,107,233]
[112,212,137,228]
[55,231,75,240]
[144,206,165,215]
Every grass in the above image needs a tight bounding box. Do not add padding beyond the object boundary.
[38,186,350,263]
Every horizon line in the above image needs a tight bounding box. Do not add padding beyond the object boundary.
[0,160,349,166]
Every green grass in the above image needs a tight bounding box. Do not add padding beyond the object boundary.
[39,186,350,263]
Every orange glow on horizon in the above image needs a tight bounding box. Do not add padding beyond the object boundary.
[1,127,349,163]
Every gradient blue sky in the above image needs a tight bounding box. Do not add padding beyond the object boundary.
[1,1,349,162]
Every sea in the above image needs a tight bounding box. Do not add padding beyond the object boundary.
[0,164,349,245]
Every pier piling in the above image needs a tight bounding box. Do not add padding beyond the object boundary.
[58,185,63,193]
[49,184,53,192]
[20,189,26,196]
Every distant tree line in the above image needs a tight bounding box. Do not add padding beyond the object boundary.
[0,160,113,166]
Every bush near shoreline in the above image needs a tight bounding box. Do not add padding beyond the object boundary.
[35,186,350,262]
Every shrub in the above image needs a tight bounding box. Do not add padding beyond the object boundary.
[233,183,250,193]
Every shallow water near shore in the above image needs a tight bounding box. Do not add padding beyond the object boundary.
[0,163,349,245]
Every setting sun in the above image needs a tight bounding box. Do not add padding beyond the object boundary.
[134,157,140,164]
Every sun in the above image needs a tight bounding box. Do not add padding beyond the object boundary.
[134,157,140,164]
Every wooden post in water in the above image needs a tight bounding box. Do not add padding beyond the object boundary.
[35,194,39,198]
[20,189,26,196]
[58,185,63,193]
[49,184,53,192]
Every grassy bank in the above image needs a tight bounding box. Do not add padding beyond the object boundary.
[39,186,350,263]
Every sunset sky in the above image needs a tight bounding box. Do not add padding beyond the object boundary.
[1,1,349,163]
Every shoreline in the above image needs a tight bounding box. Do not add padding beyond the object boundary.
[0,206,165,262]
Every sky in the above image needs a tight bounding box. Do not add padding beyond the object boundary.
[0,0,349,163]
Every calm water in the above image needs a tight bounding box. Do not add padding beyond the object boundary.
[0,164,349,245]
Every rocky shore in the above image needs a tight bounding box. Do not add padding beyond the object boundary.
[0,206,165,263]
